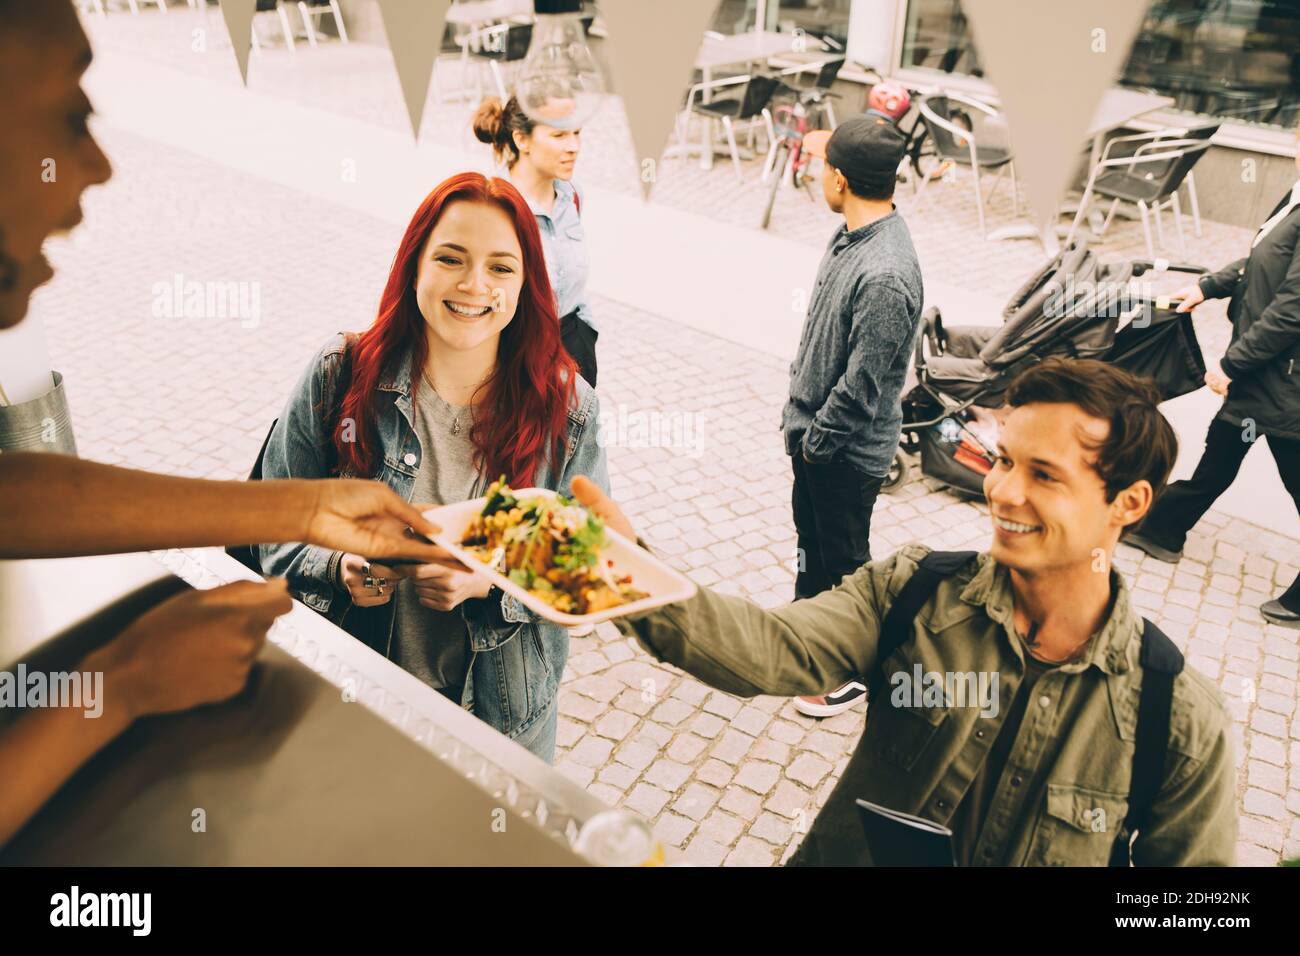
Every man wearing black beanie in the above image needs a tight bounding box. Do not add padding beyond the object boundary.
[784,116,926,718]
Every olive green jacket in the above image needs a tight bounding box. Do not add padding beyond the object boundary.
[614,545,1236,866]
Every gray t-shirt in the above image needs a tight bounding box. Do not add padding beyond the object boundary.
[390,383,480,691]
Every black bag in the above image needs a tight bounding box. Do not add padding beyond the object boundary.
[225,335,358,574]
[1103,310,1207,402]
[870,550,1184,867]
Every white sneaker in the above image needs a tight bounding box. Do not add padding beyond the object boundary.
[793,681,868,718]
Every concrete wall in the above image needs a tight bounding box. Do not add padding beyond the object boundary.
[1188,146,1297,230]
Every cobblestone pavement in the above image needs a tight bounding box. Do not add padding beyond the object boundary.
[34,10,1300,864]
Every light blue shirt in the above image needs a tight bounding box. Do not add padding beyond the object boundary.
[518,177,596,330]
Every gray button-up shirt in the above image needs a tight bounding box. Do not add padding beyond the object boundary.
[781,210,923,477]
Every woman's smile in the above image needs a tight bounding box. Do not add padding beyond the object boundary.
[444,300,494,320]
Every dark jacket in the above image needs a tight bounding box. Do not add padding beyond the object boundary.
[1200,185,1300,440]
[781,211,924,477]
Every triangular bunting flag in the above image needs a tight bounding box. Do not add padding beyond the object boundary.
[218,0,257,86]
[962,0,1150,238]
[601,0,724,199]
[375,0,454,140]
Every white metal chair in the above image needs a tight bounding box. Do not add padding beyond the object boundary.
[678,74,781,181]
[1065,135,1211,258]
[915,92,1019,239]
[249,0,298,56]
[297,1,348,46]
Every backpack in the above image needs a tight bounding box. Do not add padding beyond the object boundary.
[225,334,358,574]
[870,550,1184,867]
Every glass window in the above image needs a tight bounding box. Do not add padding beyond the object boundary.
[711,0,762,36]
[708,1,854,48]
[771,1,855,49]
[899,0,1300,131]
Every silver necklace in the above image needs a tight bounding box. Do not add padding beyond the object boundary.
[422,373,469,435]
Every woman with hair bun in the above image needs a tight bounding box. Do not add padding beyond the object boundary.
[473,94,599,387]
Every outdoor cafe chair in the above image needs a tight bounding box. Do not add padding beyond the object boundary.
[1064,134,1211,258]
[916,92,1019,239]
[248,0,299,56]
[297,0,348,47]
[1090,124,1219,239]
[681,73,782,181]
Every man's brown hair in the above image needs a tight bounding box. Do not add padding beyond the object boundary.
[1005,357,1178,506]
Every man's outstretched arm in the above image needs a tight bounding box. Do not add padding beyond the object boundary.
[570,476,898,698]
[0,453,445,563]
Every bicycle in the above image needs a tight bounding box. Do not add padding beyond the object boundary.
[758,76,953,230]
[759,84,837,230]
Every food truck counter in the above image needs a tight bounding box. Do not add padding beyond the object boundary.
[0,547,610,865]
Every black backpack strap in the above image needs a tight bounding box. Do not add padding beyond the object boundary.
[869,550,979,701]
[1110,617,1184,866]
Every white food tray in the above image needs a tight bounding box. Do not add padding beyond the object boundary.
[423,488,697,626]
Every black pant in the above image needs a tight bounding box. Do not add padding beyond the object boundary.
[560,312,598,388]
[791,454,885,600]
[1142,417,1300,611]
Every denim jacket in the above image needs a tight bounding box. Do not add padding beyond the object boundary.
[258,333,610,745]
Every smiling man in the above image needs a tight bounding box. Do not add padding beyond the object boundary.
[573,357,1236,866]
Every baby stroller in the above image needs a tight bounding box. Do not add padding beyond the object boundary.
[887,239,1209,499]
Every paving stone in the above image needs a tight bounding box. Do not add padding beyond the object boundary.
[711,728,757,765]
[690,712,727,739]
[696,759,735,789]
[719,786,764,821]
[749,811,795,845]
[666,733,709,764]
[724,836,777,867]
[732,705,772,737]
[636,722,674,748]
[702,691,744,719]
[615,740,659,772]
[673,783,721,821]
[769,721,806,746]
[597,763,640,791]
[568,736,615,769]
[594,710,639,741]
[1243,788,1288,821]
[682,835,728,867]
[653,812,697,849]
[765,780,812,819]
[698,810,745,847]
[786,753,834,788]
[644,758,693,793]
[734,760,782,795]
[624,783,671,819]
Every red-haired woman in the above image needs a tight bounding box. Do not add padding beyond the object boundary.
[258,173,608,761]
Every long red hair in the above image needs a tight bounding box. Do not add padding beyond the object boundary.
[331,173,576,484]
